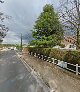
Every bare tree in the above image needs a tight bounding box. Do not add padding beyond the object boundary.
[0,0,4,3]
[0,1,9,43]
[58,0,80,49]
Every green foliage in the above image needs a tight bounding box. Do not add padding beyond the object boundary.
[0,44,15,47]
[28,47,51,56]
[64,51,80,65]
[31,4,64,47]
[49,49,66,60]
[15,44,21,50]
[42,48,51,56]
[28,47,80,65]
[60,44,65,48]
[30,35,61,47]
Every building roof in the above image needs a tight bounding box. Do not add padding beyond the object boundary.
[62,36,77,46]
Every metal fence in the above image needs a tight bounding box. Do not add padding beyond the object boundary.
[29,52,80,75]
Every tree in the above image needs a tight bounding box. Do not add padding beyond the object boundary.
[0,24,8,43]
[31,4,64,47]
[0,1,9,44]
[58,0,80,49]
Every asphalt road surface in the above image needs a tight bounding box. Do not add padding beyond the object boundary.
[0,50,50,92]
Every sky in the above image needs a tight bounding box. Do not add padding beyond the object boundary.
[0,0,60,44]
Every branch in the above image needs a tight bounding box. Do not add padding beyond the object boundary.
[0,0,4,3]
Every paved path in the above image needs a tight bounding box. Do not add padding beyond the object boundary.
[0,50,50,92]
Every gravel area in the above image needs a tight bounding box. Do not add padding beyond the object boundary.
[22,54,80,92]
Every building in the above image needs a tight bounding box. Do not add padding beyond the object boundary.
[61,36,77,50]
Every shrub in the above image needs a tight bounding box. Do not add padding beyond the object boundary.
[60,44,65,48]
[28,47,51,56]
[49,49,66,61]
[64,51,80,65]
[41,48,51,56]
[28,47,80,65]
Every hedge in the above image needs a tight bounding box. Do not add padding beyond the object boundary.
[28,47,51,56]
[49,49,66,61]
[63,51,80,65]
[28,47,80,65]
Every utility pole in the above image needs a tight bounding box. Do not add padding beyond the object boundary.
[21,33,22,52]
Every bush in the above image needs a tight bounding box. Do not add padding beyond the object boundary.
[28,47,80,65]
[49,49,66,61]
[64,51,80,65]
[28,47,51,56]
[60,44,65,48]
[41,48,51,56]
[16,44,21,50]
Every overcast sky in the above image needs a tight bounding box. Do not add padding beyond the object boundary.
[0,0,60,44]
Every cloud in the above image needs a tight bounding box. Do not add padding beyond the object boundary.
[1,0,59,44]
[3,31,21,44]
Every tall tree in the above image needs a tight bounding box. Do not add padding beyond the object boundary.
[31,4,64,47]
[58,0,80,49]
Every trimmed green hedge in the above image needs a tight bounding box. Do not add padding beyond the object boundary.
[28,47,80,65]
[28,47,51,56]
[63,51,80,65]
[49,49,66,60]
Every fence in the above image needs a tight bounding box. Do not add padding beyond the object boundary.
[29,52,80,75]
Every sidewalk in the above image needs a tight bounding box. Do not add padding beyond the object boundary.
[22,53,80,92]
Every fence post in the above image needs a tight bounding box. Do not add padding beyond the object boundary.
[52,58,54,64]
[38,54,40,58]
[54,59,57,64]
[44,56,47,61]
[34,53,36,57]
[57,60,60,66]
[76,64,78,75]
[38,54,41,59]
[48,57,51,62]
[41,55,43,60]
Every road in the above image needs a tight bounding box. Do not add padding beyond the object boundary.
[0,50,50,92]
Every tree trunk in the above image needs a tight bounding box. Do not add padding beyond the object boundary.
[75,0,80,49]
[76,26,80,49]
